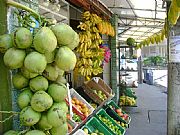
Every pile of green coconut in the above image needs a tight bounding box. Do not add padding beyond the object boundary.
[0,23,79,135]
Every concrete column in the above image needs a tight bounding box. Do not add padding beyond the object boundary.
[110,14,118,104]
[167,9,180,135]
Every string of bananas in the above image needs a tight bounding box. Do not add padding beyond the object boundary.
[75,11,107,78]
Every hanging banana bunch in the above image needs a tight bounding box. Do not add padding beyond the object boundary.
[75,11,106,78]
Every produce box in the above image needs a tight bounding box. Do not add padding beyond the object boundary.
[85,117,112,135]
[83,79,113,105]
[107,100,131,124]
[95,109,125,135]
[105,107,128,129]
[92,77,113,95]
[66,88,94,118]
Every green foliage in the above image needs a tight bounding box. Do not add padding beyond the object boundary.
[143,56,167,66]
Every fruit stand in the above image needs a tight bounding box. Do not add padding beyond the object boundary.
[0,0,133,134]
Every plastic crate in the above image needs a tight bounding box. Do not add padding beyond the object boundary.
[83,80,113,105]
[107,100,131,124]
[73,129,86,135]
[85,117,112,135]
[66,100,86,121]
[95,109,125,135]
[105,107,128,129]
[66,88,94,119]
[67,119,78,134]
[81,125,91,134]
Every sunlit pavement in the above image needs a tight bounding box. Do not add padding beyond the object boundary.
[124,83,167,135]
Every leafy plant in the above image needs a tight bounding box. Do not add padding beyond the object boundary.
[143,56,166,66]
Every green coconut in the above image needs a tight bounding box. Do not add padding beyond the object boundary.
[13,27,33,49]
[31,91,53,112]
[33,27,57,53]
[3,130,18,135]
[24,51,47,74]
[43,64,58,81]
[3,47,26,69]
[36,112,52,130]
[21,67,39,79]
[55,46,77,71]
[56,101,68,113]
[44,50,56,63]
[29,76,49,92]
[20,106,41,126]
[12,73,29,89]
[50,123,68,135]
[56,67,64,76]
[0,34,13,53]
[47,103,67,127]
[25,130,46,135]
[56,75,67,84]
[48,83,67,102]
[51,24,76,46]
[67,32,80,50]
[17,88,33,109]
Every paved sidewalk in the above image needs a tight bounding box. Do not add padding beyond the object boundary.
[124,84,167,135]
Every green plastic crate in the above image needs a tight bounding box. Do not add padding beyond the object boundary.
[95,109,125,135]
[107,100,131,124]
[81,125,91,134]
[85,117,112,135]
[105,107,128,129]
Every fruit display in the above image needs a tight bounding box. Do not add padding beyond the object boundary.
[1,8,79,133]
[109,106,129,122]
[72,113,82,123]
[114,120,128,129]
[83,128,104,135]
[75,11,114,78]
[120,96,136,106]
[92,89,107,101]
[71,97,91,117]
[98,115,122,135]
[90,103,98,109]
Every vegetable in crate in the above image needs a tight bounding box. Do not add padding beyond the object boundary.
[93,89,107,101]
[71,97,90,117]
[98,115,122,135]
[83,128,104,135]
[109,104,130,121]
